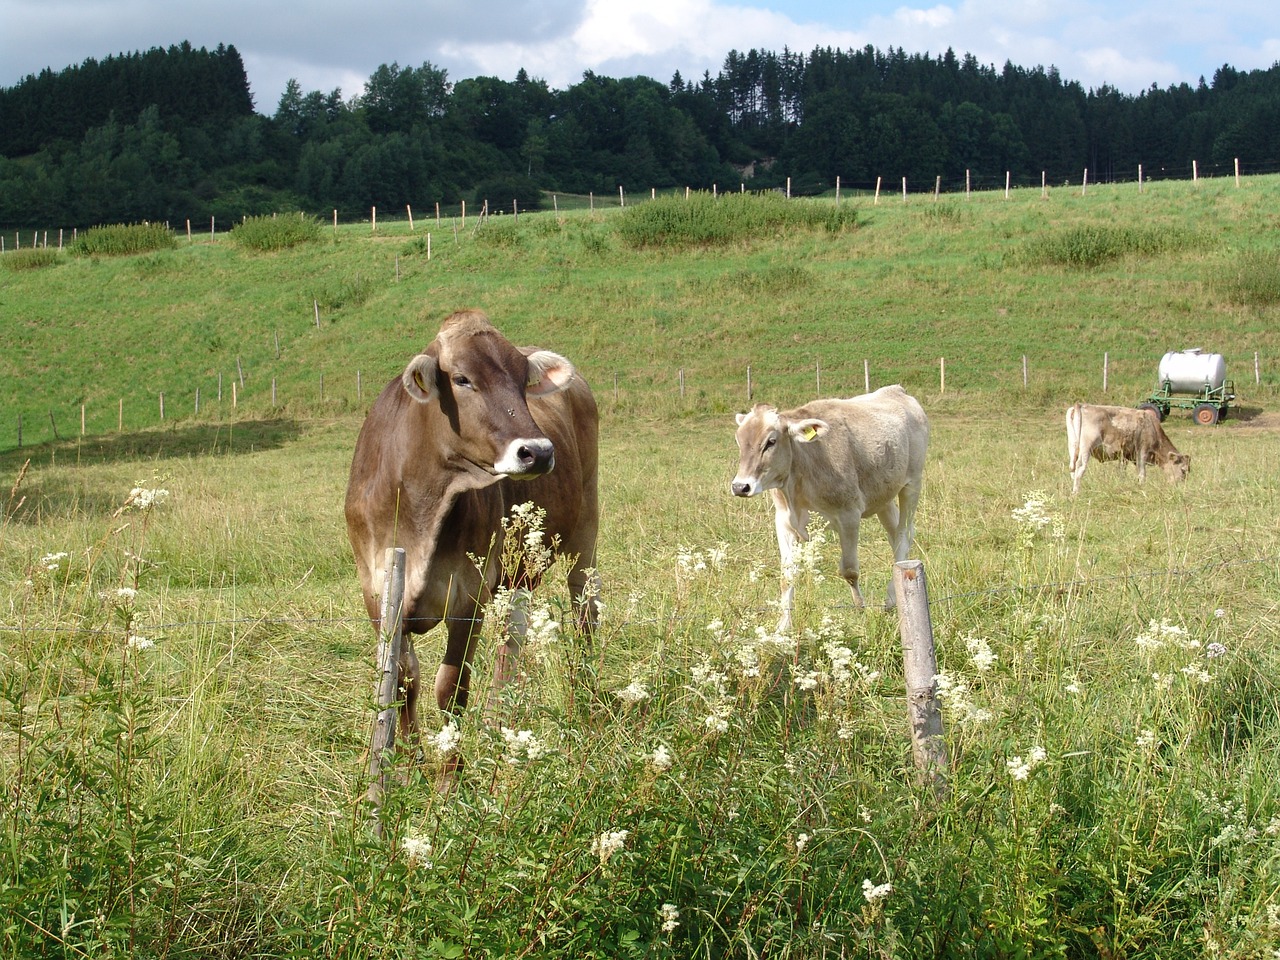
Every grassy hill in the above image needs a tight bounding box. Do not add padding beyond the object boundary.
[2,181,1279,958]
[3,178,1278,450]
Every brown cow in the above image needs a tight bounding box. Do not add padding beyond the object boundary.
[345,310,599,755]
[731,385,929,632]
[1066,402,1191,495]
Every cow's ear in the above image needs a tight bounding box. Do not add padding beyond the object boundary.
[789,418,829,442]
[735,412,749,426]
[401,353,439,404]
[526,350,575,396]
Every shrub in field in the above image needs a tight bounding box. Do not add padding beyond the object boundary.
[231,212,322,251]
[1017,224,1195,267]
[616,191,858,248]
[69,222,177,256]
[1216,249,1280,305]
[1,248,60,271]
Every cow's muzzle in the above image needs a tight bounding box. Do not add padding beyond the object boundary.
[496,437,555,476]
[731,479,756,497]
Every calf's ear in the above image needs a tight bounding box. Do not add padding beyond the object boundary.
[526,350,575,396]
[401,354,439,404]
[789,418,829,442]
[735,413,749,426]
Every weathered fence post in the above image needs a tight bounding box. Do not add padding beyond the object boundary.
[368,546,407,835]
[893,560,949,793]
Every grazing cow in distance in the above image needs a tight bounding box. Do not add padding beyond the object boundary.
[345,309,599,768]
[731,385,929,633]
[1065,402,1190,495]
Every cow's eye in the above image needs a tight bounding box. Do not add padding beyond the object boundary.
[762,435,776,451]
[452,374,472,389]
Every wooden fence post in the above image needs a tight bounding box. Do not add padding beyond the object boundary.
[368,546,407,835]
[893,560,949,793]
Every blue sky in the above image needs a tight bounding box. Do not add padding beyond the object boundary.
[3,0,1278,113]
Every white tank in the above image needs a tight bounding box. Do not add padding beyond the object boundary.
[1157,349,1226,393]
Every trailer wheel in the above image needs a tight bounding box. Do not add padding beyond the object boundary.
[1193,403,1220,426]
[1138,402,1166,421]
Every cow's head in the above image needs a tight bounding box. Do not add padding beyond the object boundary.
[731,403,829,497]
[401,310,575,481]
[1162,450,1191,484]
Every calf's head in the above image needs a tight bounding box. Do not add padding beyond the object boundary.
[1161,450,1191,484]
[401,310,575,479]
[731,404,829,497]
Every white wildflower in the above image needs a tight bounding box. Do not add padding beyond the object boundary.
[1135,729,1156,749]
[862,878,893,903]
[704,711,731,734]
[1206,642,1227,659]
[501,727,547,764]
[795,832,810,853]
[963,634,997,672]
[1007,757,1032,781]
[115,587,137,602]
[591,829,629,864]
[40,551,69,572]
[1007,745,1046,781]
[1180,663,1213,684]
[659,903,680,934]
[1213,608,1226,619]
[126,634,154,651]
[647,744,673,772]
[614,679,651,704]
[128,487,170,510]
[432,720,462,757]
[934,671,992,725]
[401,835,433,867]
[792,667,824,691]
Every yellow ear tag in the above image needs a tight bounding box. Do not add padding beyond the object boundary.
[801,425,818,441]
[413,370,428,392]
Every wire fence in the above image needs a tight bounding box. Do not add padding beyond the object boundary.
[4,551,1273,639]
[5,155,1280,250]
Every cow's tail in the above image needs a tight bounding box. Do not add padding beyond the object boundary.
[1065,402,1082,471]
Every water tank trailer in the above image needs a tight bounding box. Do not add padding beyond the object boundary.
[1139,349,1235,425]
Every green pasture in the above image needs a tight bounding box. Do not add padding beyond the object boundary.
[2,182,1280,958]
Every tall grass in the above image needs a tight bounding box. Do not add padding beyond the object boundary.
[231,212,323,252]
[616,191,858,248]
[2,408,1278,957]
[68,222,177,256]
[1217,249,1280,306]
[1015,223,1198,268]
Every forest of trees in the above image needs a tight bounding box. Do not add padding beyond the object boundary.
[2,41,1280,229]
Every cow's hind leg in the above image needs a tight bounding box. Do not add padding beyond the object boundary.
[831,512,867,611]
[880,482,922,608]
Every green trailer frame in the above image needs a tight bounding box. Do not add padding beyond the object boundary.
[1139,377,1235,426]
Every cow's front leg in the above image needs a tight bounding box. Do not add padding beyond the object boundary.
[398,637,422,742]
[773,501,808,634]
